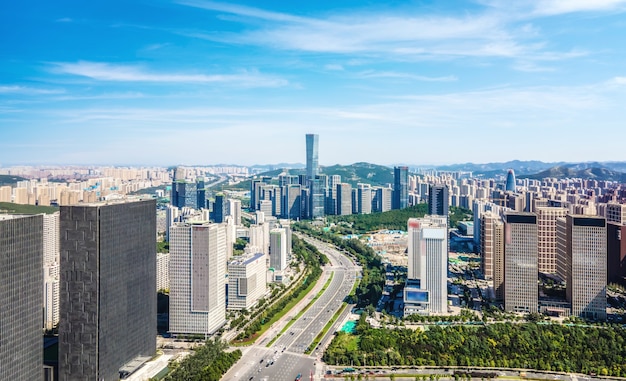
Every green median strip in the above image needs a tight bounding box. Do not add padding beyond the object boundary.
[305,302,348,355]
[267,271,335,347]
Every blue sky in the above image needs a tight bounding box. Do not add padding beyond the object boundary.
[2,0,626,167]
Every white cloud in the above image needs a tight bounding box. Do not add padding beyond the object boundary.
[356,71,457,82]
[324,64,344,71]
[0,85,65,95]
[608,77,626,85]
[49,61,288,87]
[177,0,601,66]
[55,17,73,23]
[532,0,626,16]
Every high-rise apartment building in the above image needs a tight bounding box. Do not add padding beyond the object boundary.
[557,215,607,320]
[404,216,448,315]
[43,212,60,330]
[59,199,156,381]
[169,222,226,335]
[0,214,43,381]
[480,212,504,285]
[393,166,409,210]
[227,198,242,226]
[228,253,267,310]
[156,252,170,292]
[503,212,538,314]
[536,207,568,274]
[606,203,626,224]
[428,184,449,218]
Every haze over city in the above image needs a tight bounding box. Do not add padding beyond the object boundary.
[3,0,626,166]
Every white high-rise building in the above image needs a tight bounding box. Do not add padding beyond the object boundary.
[269,228,287,271]
[42,212,60,330]
[227,199,242,226]
[557,215,607,320]
[536,207,568,274]
[228,252,267,310]
[405,216,448,315]
[169,222,226,335]
[156,252,170,292]
[165,205,179,242]
[504,212,538,314]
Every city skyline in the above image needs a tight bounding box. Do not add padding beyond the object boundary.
[3,1,626,166]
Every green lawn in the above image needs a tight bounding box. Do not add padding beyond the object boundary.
[0,202,59,215]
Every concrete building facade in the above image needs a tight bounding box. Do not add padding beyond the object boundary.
[0,214,43,381]
[169,223,226,335]
[59,199,156,381]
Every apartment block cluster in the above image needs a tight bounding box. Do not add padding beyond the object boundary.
[164,166,294,338]
[250,134,410,219]
[0,166,171,206]
[1,198,157,381]
[410,169,626,321]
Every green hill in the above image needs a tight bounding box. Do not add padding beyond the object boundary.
[0,202,59,215]
[522,166,626,182]
[0,175,27,186]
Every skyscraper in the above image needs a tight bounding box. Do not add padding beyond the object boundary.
[428,184,449,218]
[306,134,324,219]
[336,183,353,216]
[59,199,156,381]
[169,222,226,335]
[212,193,226,223]
[607,222,626,284]
[505,169,516,192]
[503,212,538,314]
[357,183,372,215]
[269,228,288,271]
[43,212,60,331]
[404,216,448,315]
[557,215,607,320]
[306,133,319,180]
[393,166,408,210]
[0,214,43,381]
[536,207,568,274]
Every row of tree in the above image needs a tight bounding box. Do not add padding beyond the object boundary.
[324,317,626,376]
[234,235,326,341]
[293,223,385,309]
[163,339,241,381]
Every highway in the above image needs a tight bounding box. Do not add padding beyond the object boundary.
[222,234,360,381]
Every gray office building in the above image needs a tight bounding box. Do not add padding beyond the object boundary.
[0,214,43,381]
[428,184,449,218]
[59,199,156,381]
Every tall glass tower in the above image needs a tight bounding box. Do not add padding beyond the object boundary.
[505,169,516,192]
[306,134,319,180]
[393,166,408,210]
[306,134,324,218]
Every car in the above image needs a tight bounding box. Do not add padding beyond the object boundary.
[259,359,263,363]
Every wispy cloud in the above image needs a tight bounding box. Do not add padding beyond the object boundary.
[49,61,288,87]
[0,85,65,95]
[55,17,73,23]
[480,0,626,17]
[176,0,587,65]
[356,71,457,82]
